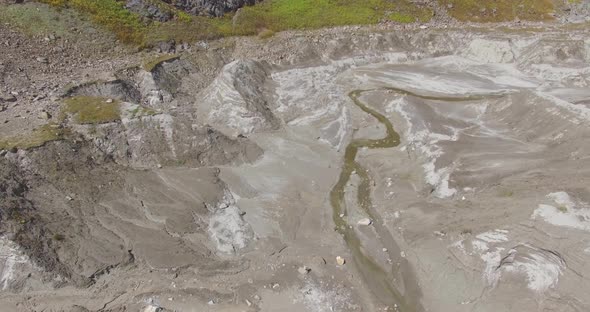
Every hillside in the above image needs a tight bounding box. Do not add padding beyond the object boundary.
[1,1,590,312]
[2,0,588,46]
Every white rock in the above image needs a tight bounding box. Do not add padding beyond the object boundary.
[357,218,372,226]
[142,305,161,312]
[298,266,311,275]
[336,256,345,266]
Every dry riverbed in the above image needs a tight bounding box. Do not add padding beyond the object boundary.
[1,21,590,312]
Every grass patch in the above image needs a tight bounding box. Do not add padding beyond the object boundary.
[63,96,121,124]
[0,2,74,36]
[142,54,179,71]
[28,0,432,46]
[38,0,147,44]
[258,28,275,39]
[0,124,66,150]
[231,0,432,35]
[439,0,555,22]
[146,16,224,43]
[389,12,416,23]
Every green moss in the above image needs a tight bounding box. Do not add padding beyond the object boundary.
[389,12,416,23]
[142,54,179,71]
[0,124,66,150]
[63,96,121,124]
[231,0,432,35]
[439,0,555,22]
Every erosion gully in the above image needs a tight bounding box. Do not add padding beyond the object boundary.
[330,88,495,311]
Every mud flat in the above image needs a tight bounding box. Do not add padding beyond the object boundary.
[1,24,590,312]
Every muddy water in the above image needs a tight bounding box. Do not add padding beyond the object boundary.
[330,89,413,312]
[331,88,501,311]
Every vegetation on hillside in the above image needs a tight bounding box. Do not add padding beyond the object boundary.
[1,0,561,46]
[37,0,147,43]
[439,0,555,22]
[62,96,121,124]
[0,124,66,150]
[230,0,432,35]
[21,0,432,45]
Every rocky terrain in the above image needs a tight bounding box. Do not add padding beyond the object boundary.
[1,1,590,312]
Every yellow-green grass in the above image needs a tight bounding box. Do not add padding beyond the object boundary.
[0,2,79,37]
[0,124,66,150]
[230,0,432,35]
[38,0,148,44]
[439,0,555,22]
[33,0,432,45]
[62,96,121,124]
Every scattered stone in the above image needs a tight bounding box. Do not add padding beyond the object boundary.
[157,164,162,169]
[40,111,51,119]
[253,294,261,301]
[434,231,446,238]
[157,40,176,53]
[36,57,49,64]
[298,266,311,275]
[271,283,280,289]
[245,299,252,307]
[0,93,17,103]
[105,98,114,103]
[336,256,345,266]
[0,150,6,157]
[66,195,73,201]
[382,248,388,252]
[142,305,162,312]
[357,218,372,226]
